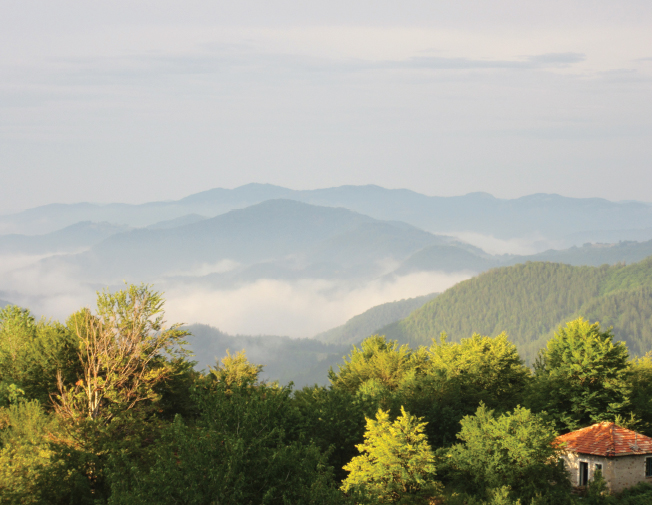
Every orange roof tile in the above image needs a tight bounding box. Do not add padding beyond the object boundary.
[555,423,652,457]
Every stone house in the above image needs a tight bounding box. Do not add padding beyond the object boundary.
[555,422,652,493]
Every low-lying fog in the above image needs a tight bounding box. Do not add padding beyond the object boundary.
[0,252,471,337]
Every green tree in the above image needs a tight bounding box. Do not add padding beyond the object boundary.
[448,404,570,503]
[0,400,56,503]
[107,378,344,505]
[341,406,441,504]
[210,349,263,390]
[0,306,81,407]
[329,335,428,411]
[427,332,531,412]
[529,318,631,431]
[628,352,652,436]
[294,384,375,482]
[53,284,191,423]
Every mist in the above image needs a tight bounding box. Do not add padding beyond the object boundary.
[0,252,471,336]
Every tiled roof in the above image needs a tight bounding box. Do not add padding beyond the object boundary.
[555,422,652,457]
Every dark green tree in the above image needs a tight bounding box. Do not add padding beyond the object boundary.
[448,403,570,504]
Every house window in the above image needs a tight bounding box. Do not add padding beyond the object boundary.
[646,457,652,477]
[579,461,589,486]
[595,463,602,474]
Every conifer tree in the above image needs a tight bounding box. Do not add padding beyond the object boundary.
[341,406,441,504]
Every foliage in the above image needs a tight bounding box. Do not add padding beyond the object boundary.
[329,336,427,398]
[53,284,190,422]
[628,352,652,435]
[427,332,531,411]
[107,380,345,505]
[341,406,441,504]
[294,385,375,482]
[447,403,570,504]
[210,349,263,390]
[529,318,632,431]
[0,400,57,503]
[0,306,82,407]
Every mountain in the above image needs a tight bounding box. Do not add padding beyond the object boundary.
[380,257,652,362]
[145,214,207,230]
[45,200,458,283]
[315,292,438,345]
[3,184,652,248]
[506,240,652,267]
[0,299,10,308]
[390,244,499,275]
[0,221,130,255]
[186,324,347,387]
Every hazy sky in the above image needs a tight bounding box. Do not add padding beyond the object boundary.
[1,1,651,214]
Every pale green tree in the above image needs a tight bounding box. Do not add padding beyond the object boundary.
[210,349,263,390]
[341,406,441,504]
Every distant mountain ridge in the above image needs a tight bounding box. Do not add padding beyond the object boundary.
[43,199,459,284]
[186,323,347,387]
[3,184,652,248]
[0,221,130,255]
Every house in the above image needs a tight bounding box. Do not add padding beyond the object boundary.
[555,422,652,493]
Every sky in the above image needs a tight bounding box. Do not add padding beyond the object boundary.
[1,0,652,214]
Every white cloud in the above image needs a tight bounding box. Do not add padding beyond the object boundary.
[447,232,562,255]
[162,271,471,337]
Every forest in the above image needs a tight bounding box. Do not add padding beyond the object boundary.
[382,257,652,362]
[2,283,652,504]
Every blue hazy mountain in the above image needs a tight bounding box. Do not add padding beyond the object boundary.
[47,199,461,283]
[145,214,207,230]
[0,221,130,255]
[3,184,651,246]
[186,323,347,388]
[505,240,652,268]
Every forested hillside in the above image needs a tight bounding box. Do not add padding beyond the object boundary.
[315,292,438,345]
[381,257,652,361]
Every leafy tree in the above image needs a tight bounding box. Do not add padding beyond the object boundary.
[210,349,264,390]
[427,332,531,412]
[529,318,632,431]
[629,352,652,435]
[0,306,81,407]
[294,385,376,482]
[0,305,36,384]
[0,400,56,503]
[107,379,344,505]
[53,284,190,423]
[341,406,441,504]
[448,403,570,504]
[329,336,427,406]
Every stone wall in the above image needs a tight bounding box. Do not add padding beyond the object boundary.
[561,451,652,493]
[611,454,652,493]
[561,452,613,489]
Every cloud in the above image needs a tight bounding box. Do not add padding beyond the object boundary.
[447,232,560,255]
[162,271,471,338]
[0,251,471,337]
